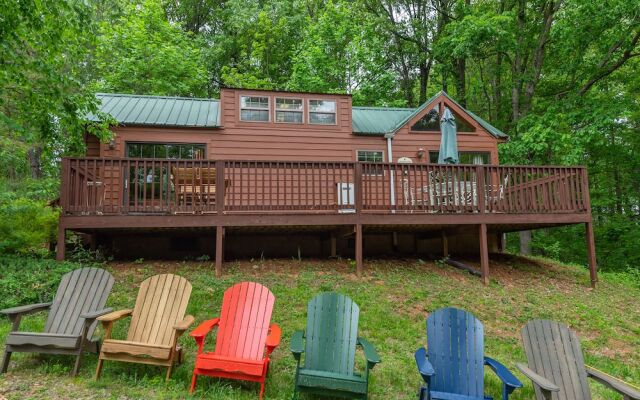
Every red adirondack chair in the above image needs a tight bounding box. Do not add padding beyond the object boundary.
[189,282,281,399]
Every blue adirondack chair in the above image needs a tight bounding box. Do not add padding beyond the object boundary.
[414,307,522,400]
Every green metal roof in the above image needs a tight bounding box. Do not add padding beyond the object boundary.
[87,93,220,127]
[351,106,415,135]
[88,92,507,139]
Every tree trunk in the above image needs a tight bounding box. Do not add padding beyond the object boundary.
[455,57,466,107]
[519,230,532,255]
[27,146,43,179]
[418,58,432,104]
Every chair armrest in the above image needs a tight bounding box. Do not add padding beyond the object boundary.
[485,356,523,390]
[517,363,560,392]
[357,337,381,368]
[0,302,52,317]
[189,318,220,339]
[266,323,282,354]
[586,365,640,400]
[415,347,435,381]
[97,309,133,322]
[80,308,113,321]
[290,330,305,361]
[173,315,195,333]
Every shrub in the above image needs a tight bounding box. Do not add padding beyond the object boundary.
[0,255,92,309]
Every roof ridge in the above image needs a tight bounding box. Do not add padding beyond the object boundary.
[96,92,219,102]
[352,106,416,111]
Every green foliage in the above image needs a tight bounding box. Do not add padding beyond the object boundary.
[0,255,84,310]
[94,0,208,96]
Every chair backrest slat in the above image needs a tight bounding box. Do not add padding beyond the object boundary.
[521,320,592,400]
[304,293,359,375]
[426,307,484,397]
[127,274,192,346]
[45,268,114,337]
[214,282,275,360]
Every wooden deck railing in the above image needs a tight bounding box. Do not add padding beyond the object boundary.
[60,158,590,216]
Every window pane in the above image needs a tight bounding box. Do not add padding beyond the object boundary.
[141,144,154,158]
[430,151,489,164]
[412,106,440,131]
[241,109,269,122]
[240,96,269,109]
[194,145,205,159]
[167,144,180,159]
[309,100,336,112]
[276,110,303,123]
[154,144,167,159]
[276,98,302,110]
[126,143,141,157]
[309,112,336,124]
[453,110,476,132]
[180,145,195,159]
[358,151,383,162]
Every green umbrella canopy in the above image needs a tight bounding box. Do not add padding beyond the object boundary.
[438,107,459,164]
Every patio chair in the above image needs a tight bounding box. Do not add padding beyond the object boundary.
[415,307,523,400]
[0,268,114,376]
[189,282,281,399]
[291,292,380,399]
[95,274,194,381]
[519,319,640,400]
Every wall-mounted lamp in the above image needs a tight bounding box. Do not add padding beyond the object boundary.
[416,147,425,159]
[108,138,116,150]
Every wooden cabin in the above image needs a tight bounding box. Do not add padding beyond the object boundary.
[59,88,597,286]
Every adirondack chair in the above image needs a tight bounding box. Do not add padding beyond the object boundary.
[95,274,194,381]
[414,307,523,400]
[189,282,281,399]
[0,267,114,376]
[519,320,640,400]
[291,292,380,399]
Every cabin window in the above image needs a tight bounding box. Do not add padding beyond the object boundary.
[411,105,440,131]
[357,150,384,175]
[451,109,476,132]
[126,142,206,159]
[275,98,303,123]
[429,151,490,165]
[240,96,270,122]
[309,100,336,124]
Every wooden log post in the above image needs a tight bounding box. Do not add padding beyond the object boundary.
[355,223,363,277]
[479,224,489,285]
[215,226,224,277]
[585,222,598,288]
[56,223,66,261]
[441,231,449,258]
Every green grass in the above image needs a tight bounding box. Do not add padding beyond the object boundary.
[0,255,638,399]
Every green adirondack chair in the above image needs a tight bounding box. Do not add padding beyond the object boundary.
[290,292,380,399]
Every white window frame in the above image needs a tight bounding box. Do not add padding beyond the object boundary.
[308,99,337,125]
[356,150,385,176]
[274,97,304,124]
[239,95,270,122]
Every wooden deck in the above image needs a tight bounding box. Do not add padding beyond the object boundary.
[57,157,597,286]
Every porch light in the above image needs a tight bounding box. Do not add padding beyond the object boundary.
[108,138,116,150]
[416,148,425,159]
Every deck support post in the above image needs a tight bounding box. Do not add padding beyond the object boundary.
[355,224,363,277]
[441,231,449,258]
[215,226,224,277]
[585,222,598,288]
[330,233,337,258]
[56,223,66,261]
[479,224,489,285]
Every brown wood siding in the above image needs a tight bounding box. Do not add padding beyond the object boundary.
[84,134,101,157]
[96,90,498,165]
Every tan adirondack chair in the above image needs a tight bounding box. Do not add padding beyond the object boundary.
[95,274,194,380]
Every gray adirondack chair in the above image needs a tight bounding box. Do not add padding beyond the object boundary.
[519,320,640,400]
[0,267,114,376]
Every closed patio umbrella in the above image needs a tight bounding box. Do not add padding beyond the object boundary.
[438,107,459,164]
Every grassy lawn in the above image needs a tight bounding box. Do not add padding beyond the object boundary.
[0,255,638,399]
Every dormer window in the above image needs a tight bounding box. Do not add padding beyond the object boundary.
[309,100,336,124]
[240,96,269,122]
[275,98,303,123]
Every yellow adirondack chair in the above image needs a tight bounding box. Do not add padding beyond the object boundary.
[95,274,194,380]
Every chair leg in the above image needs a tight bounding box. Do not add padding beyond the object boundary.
[189,372,197,393]
[165,364,173,381]
[259,381,265,400]
[94,358,104,380]
[71,352,82,376]
[1,350,11,373]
